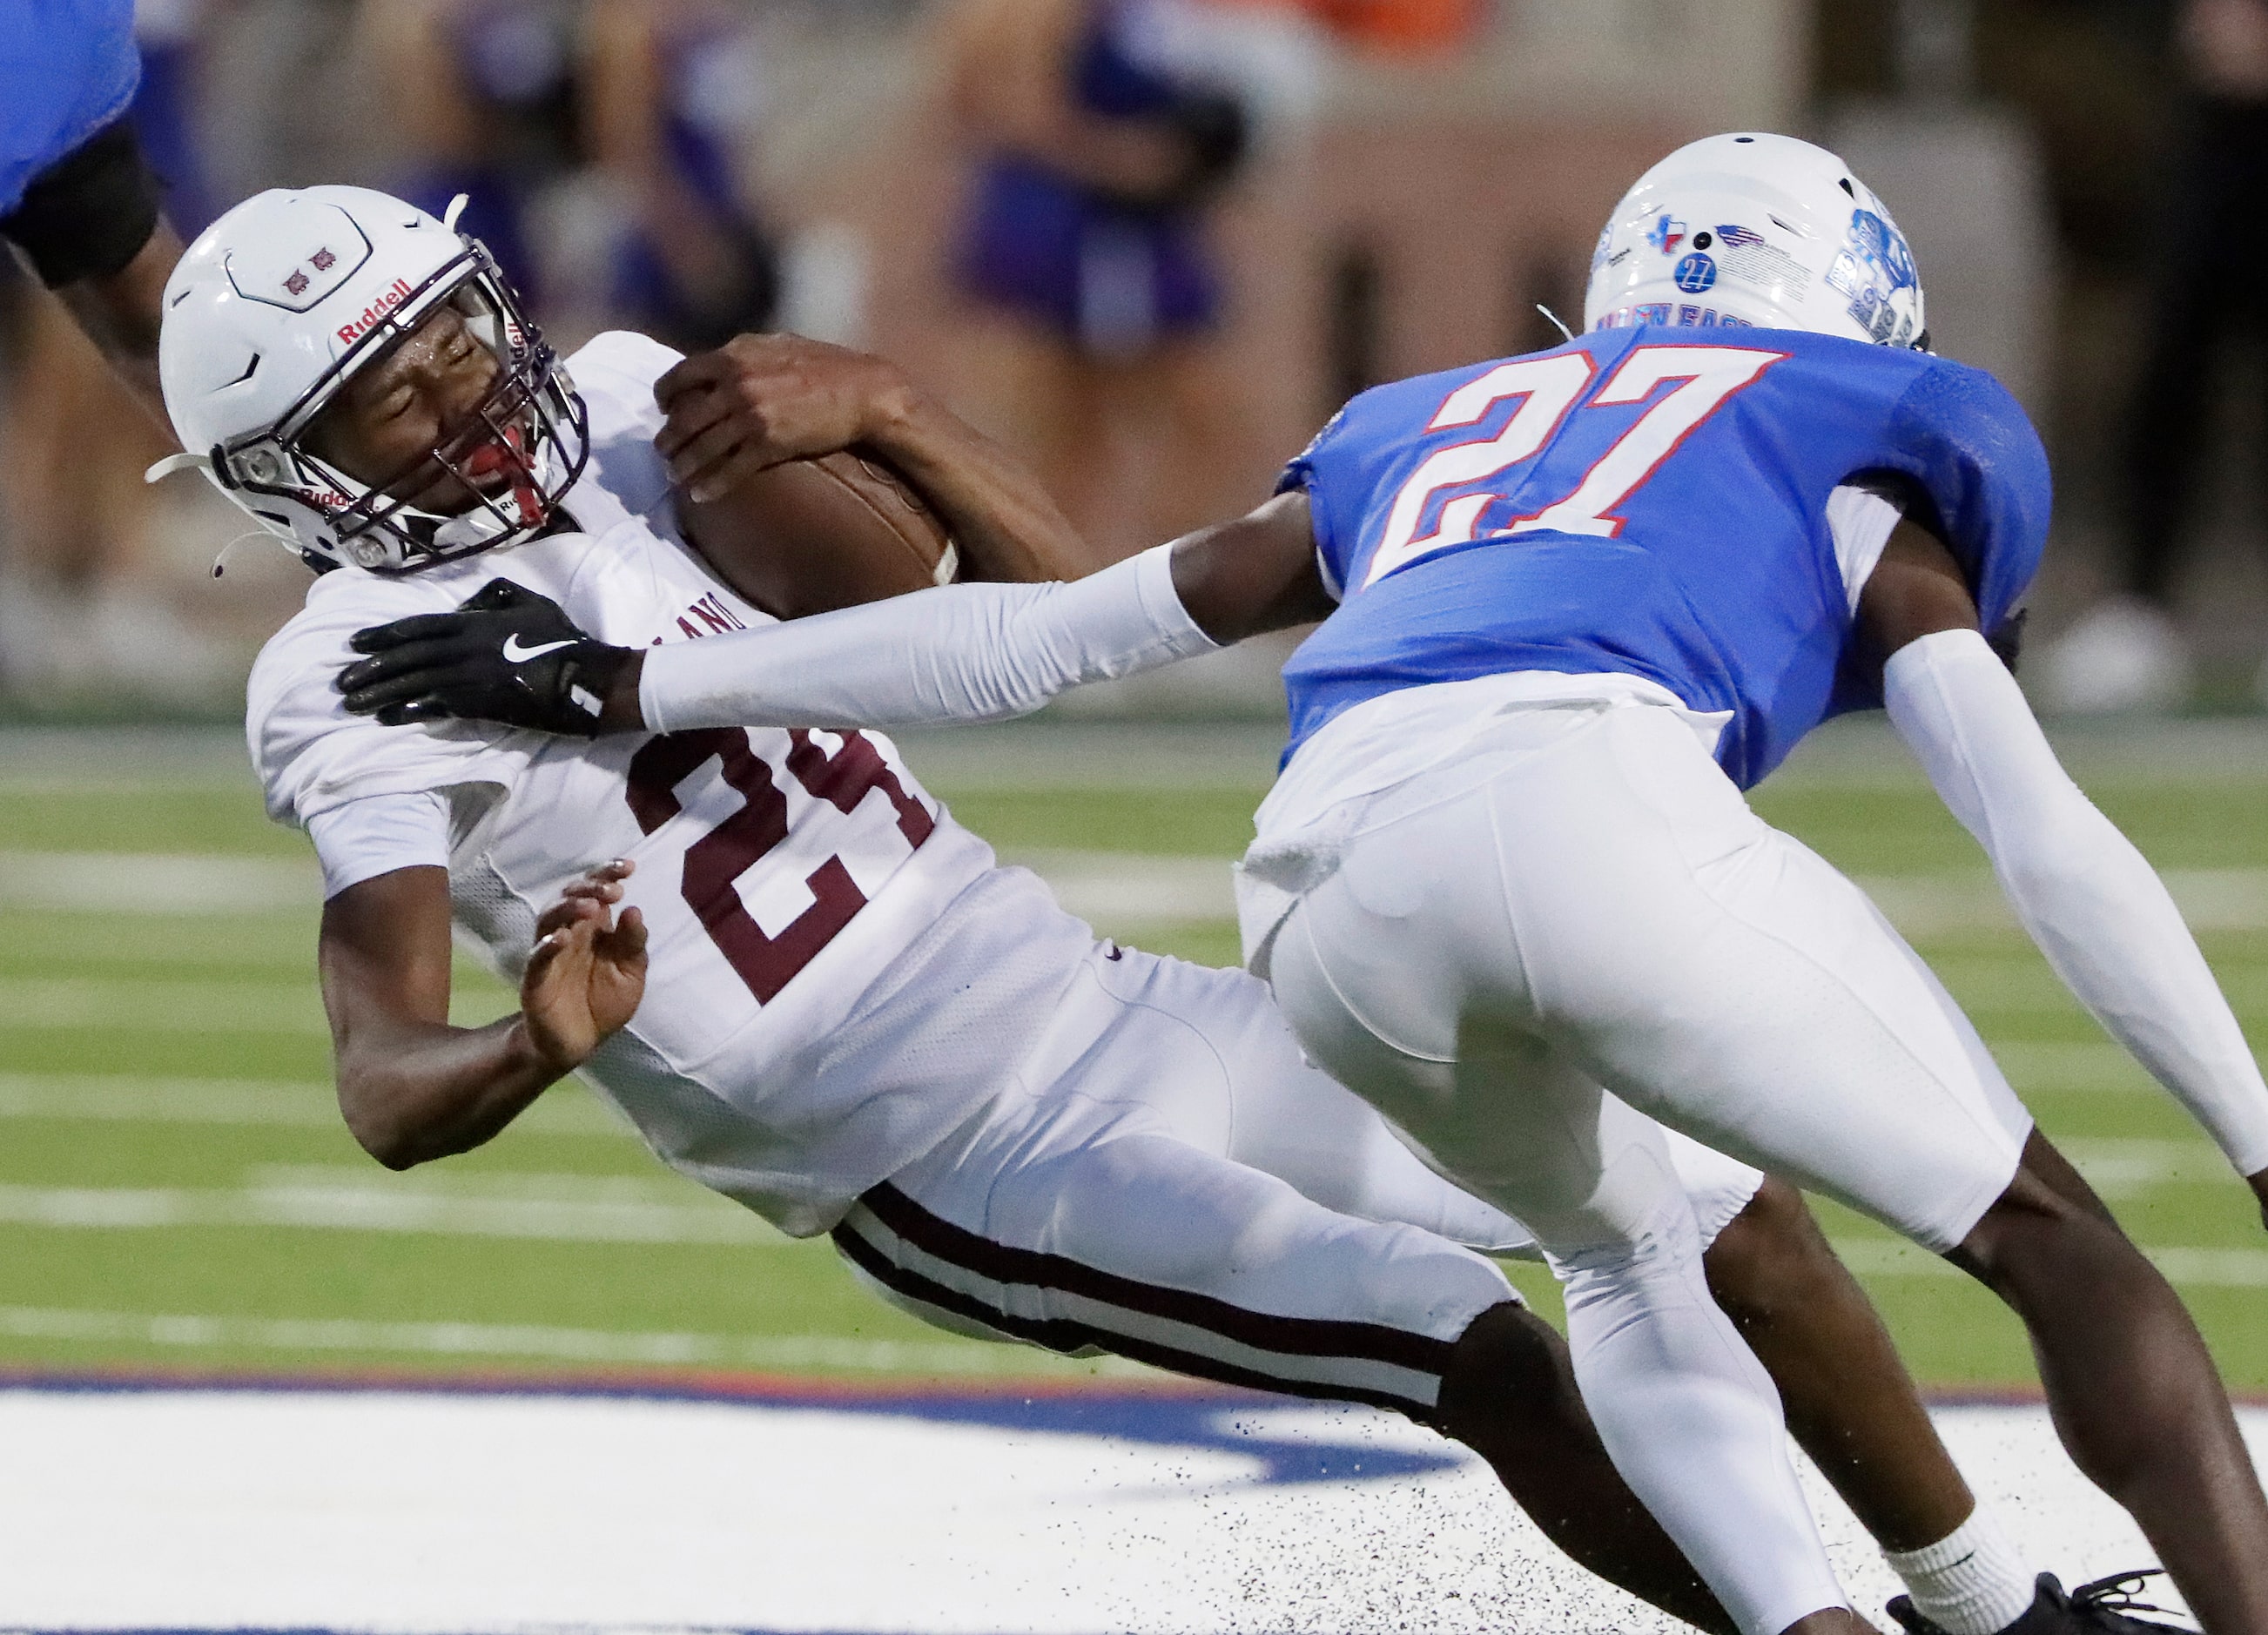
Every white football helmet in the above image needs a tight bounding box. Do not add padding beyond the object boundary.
[1582,132,1926,349]
[154,185,587,574]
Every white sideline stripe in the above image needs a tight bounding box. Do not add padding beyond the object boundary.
[2059,1136,2230,1194]
[9,848,2268,936]
[0,1072,630,1136]
[0,847,1248,929]
[1833,1236,2268,1287]
[0,1052,2214,1135]
[1003,849,1239,926]
[1009,860,2268,937]
[0,851,315,915]
[0,976,326,1034]
[246,1162,713,1201]
[3,849,1264,931]
[0,1303,1118,1376]
[1859,869,2268,935]
[0,1175,795,1245]
[0,981,2248,1073]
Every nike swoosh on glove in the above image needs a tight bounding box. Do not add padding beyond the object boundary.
[338,578,636,737]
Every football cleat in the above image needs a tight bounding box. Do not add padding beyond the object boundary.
[1888,1571,2193,1635]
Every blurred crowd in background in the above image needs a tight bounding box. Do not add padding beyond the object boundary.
[3,0,2268,718]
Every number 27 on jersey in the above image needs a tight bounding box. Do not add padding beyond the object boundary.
[1361,344,1787,591]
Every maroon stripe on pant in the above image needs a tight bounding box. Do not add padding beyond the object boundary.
[831,1208,1439,1417]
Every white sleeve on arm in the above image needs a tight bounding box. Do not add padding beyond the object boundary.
[640,542,1218,733]
[1885,629,2268,1176]
[305,790,452,900]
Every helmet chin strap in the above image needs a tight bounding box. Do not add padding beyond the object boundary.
[145,452,210,484]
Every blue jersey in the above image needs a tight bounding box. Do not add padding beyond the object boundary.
[1278,327,2050,789]
[0,0,140,217]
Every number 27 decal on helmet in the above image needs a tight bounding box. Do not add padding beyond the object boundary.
[1584,131,1927,351]
[147,185,589,576]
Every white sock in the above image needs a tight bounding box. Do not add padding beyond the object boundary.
[1886,1506,2038,1635]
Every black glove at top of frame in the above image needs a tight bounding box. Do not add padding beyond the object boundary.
[339,578,636,737]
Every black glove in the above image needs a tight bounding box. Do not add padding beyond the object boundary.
[339,578,636,737]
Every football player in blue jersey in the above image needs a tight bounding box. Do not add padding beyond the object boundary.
[341,135,2268,1635]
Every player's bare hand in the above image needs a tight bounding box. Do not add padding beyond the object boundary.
[520,861,647,1073]
[653,333,918,504]
[2249,1166,2268,1234]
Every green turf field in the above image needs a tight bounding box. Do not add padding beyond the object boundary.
[2,721,2263,1392]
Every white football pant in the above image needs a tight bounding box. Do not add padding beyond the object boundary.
[835,938,1764,1419]
[1265,701,2033,1635]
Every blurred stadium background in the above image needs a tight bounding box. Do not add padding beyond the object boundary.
[14,0,2268,717]
[3,3,2267,1618]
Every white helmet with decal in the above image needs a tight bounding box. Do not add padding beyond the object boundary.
[1583,131,1926,349]
[153,184,587,575]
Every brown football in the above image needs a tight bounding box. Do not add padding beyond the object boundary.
[677,448,957,621]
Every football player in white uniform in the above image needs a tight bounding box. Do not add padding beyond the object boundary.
[174,185,2125,1635]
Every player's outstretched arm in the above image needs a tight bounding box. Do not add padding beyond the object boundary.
[633,489,1328,730]
[656,333,1108,583]
[318,861,647,1169]
[1860,522,2268,1222]
[340,495,1329,734]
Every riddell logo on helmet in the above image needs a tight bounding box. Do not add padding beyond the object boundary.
[336,279,415,345]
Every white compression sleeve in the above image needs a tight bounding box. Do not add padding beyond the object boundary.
[1886,629,2268,1176]
[641,543,1218,733]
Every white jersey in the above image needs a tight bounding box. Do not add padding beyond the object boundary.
[249,331,1093,1235]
